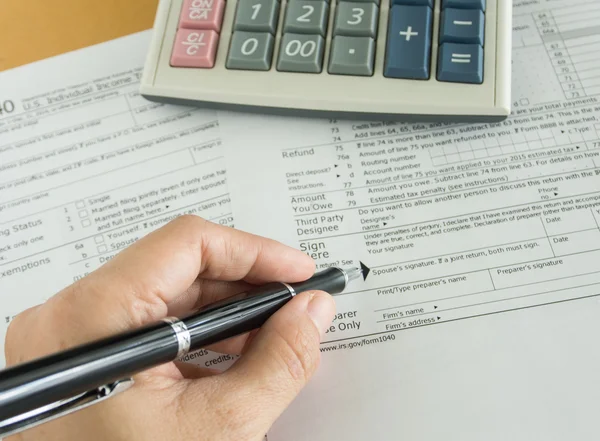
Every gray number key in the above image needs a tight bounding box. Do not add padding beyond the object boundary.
[234,0,280,34]
[277,33,325,73]
[283,0,329,36]
[227,31,275,70]
[328,36,375,75]
[334,2,378,38]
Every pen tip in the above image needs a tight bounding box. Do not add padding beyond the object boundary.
[345,267,363,283]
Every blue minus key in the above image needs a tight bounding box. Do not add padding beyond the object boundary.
[384,5,432,80]
[443,0,485,11]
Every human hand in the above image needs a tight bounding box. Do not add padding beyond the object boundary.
[4,215,336,441]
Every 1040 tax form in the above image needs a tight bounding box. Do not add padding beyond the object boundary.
[0,32,235,369]
[220,0,600,439]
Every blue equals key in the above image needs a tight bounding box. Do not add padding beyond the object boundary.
[384,5,433,80]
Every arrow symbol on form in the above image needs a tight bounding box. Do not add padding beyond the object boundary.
[359,261,370,281]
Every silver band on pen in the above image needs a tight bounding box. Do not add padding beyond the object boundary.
[162,317,191,358]
[333,267,349,287]
[281,282,296,297]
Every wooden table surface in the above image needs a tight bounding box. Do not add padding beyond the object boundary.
[0,0,159,72]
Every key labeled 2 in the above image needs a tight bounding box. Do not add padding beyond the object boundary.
[283,0,329,36]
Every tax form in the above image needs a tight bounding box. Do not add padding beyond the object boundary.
[220,1,600,439]
[0,31,234,368]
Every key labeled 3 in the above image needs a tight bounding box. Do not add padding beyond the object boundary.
[334,2,379,38]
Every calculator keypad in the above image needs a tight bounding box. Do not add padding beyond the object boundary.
[171,0,488,85]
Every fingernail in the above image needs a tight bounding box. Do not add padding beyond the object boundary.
[306,292,335,338]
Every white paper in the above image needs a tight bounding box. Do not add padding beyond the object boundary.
[0,32,235,369]
[221,1,600,439]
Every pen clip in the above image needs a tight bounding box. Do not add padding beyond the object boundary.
[0,378,134,438]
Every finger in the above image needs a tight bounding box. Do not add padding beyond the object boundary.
[165,278,252,317]
[17,215,315,355]
[180,290,335,436]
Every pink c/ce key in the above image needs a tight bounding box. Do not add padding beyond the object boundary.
[179,0,226,32]
[170,29,219,68]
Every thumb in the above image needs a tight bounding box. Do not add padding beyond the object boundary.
[204,290,335,436]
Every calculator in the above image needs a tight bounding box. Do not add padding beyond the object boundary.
[140,0,512,121]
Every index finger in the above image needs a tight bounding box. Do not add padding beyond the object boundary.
[105,213,313,284]
[92,214,314,319]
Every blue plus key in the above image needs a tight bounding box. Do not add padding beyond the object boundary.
[384,5,432,80]
[440,8,484,46]
[390,0,432,6]
[437,43,483,84]
[442,0,485,11]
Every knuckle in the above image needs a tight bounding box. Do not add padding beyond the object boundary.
[199,228,229,279]
[116,283,166,329]
[170,214,206,231]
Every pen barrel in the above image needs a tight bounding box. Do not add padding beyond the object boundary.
[183,282,294,349]
[0,322,178,421]
[0,285,294,423]
[290,267,348,295]
[0,267,350,426]
[181,268,347,350]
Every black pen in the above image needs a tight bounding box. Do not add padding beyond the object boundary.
[0,266,362,437]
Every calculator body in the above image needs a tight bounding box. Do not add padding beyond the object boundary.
[140,0,512,121]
